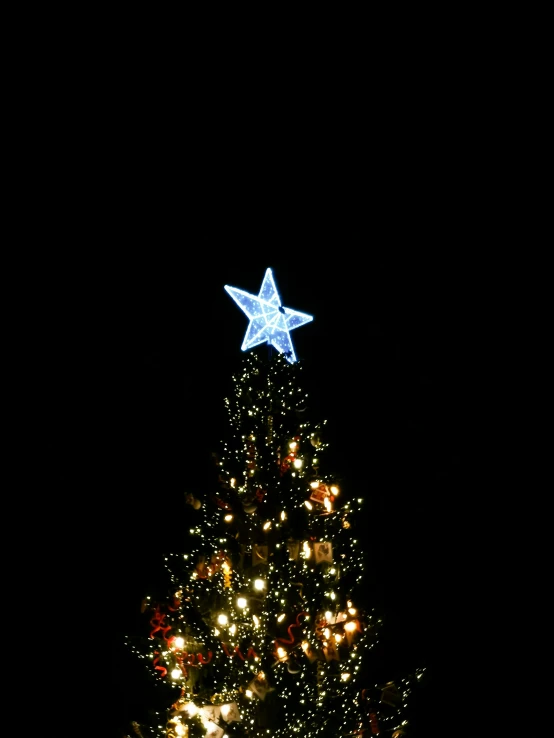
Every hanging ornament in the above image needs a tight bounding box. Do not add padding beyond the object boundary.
[185,493,202,510]
[252,544,269,566]
[380,681,402,707]
[310,431,323,447]
[243,498,258,514]
[287,657,302,674]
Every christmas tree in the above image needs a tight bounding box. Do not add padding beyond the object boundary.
[122,268,424,738]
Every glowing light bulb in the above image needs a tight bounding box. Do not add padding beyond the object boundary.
[277,647,287,659]
[263,521,272,530]
[293,458,303,469]
[224,514,233,522]
[280,511,286,521]
[310,481,319,488]
[237,597,247,609]
[348,607,357,615]
[344,621,357,632]
[303,541,311,558]
[330,485,339,496]
[171,668,181,680]
[173,636,185,649]
[341,672,351,681]
[218,614,228,626]
[324,497,332,511]
[254,579,265,591]
[324,628,331,639]
[277,613,286,622]
[246,690,253,698]
[253,615,260,627]
[229,624,237,635]
[289,441,298,451]
[335,633,342,643]
[220,705,230,718]
[304,500,313,510]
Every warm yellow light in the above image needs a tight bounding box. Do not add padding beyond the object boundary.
[263,521,272,530]
[289,441,298,451]
[253,615,260,627]
[324,497,332,511]
[237,597,247,609]
[220,705,230,718]
[217,614,228,626]
[175,723,186,736]
[310,481,319,488]
[173,636,185,649]
[277,647,287,659]
[304,500,313,510]
[325,611,333,620]
[246,690,253,698]
[224,514,233,522]
[171,668,181,679]
[348,607,357,615]
[344,621,357,632]
[229,624,237,635]
[303,541,311,558]
[334,633,342,643]
[277,613,286,622]
[341,672,351,681]
[301,641,309,652]
[330,485,339,496]
[254,579,265,591]
[293,458,303,469]
[280,511,286,521]
[230,478,236,487]
[324,628,331,639]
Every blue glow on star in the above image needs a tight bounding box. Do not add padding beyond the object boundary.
[224,268,313,363]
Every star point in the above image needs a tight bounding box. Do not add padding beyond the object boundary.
[224,268,313,363]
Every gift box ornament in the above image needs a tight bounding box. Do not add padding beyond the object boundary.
[380,681,402,707]
[286,539,300,560]
[248,673,275,701]
[313,541,333,564]
[310,482,330,504]
[220,702,241,723]
[205,724,224,738]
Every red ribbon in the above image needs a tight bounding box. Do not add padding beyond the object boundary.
[149,607,172,641]
[152,651,167,678]
[221,643,259,661]
[274,611,308,655]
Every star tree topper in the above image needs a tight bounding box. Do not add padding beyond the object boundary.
[224,268,313,363]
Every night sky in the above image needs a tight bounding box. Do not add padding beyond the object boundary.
[106,251,473,737]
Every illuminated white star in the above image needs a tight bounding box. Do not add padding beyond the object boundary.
[224,268,313,363]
